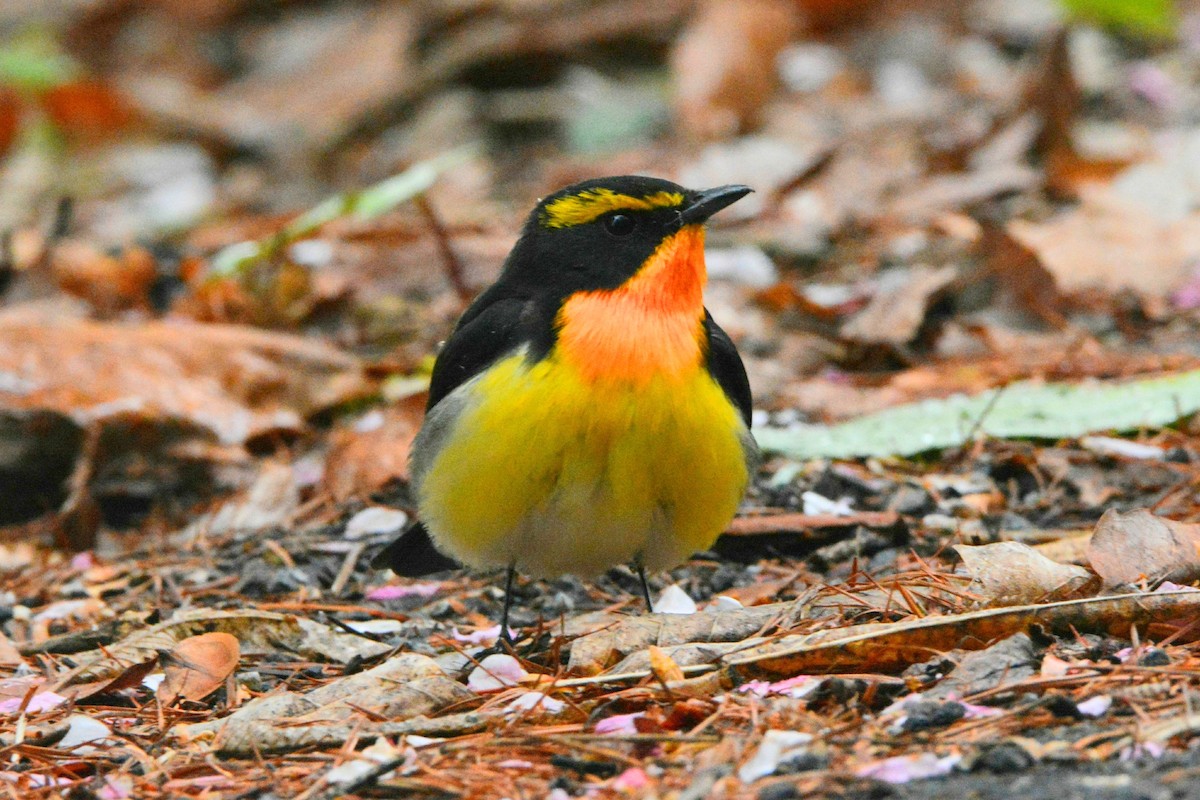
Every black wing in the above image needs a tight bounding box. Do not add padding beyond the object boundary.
[704,311,752,426]
[426,291,542,410]
[375,291,545,576]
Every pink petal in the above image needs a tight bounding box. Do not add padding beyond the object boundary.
[1128,61,1178,110]
[960,701,1003,720]
[99,776,134,800]
[767,675,819,698]
[366,582,442,601]
[613,767,650,790]
[738,680,772,697]
[1076,695,1112,718]
[466,654,528,692]
[855,753,961,783]
[594,712,644,735]
[1121,741,1167,761]
[0,691,67,715]
[505,691,565,714]
[1040,654,1071,677]
[453,625,516,646]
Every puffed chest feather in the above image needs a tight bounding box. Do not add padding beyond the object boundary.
[410,350,754,577]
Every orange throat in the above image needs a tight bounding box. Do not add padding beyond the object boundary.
[556,225,707,383]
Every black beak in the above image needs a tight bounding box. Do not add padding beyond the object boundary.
[679,184,753,226]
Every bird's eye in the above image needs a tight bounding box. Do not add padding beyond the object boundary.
[604,213,636,236]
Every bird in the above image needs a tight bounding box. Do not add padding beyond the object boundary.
[373,175,758,636]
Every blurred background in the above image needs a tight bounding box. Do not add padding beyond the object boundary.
[1,0,1200,540]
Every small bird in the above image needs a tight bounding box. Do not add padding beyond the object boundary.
[374,175,758,633]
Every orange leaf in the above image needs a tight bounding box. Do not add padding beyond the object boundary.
[648,645,685,684]
[40,80,132,142]
[158,632,240,703]
[0,88,21,158]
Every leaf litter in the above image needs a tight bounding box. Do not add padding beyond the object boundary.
[4,1,1200,799]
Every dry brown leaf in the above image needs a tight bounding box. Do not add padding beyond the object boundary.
[794,0,878,30]
[1027,529,1094,565]
[51,242,158,315]
[648,645,686,684]
[69,658,158,704]
[177,653,475,755]
[0,309,372,445]
[840,265,957,346]
[0,628,23,666]
[1087,508,1200,588]
[727,590,1200,680]
[1008,186,1200,296]
[977,221,1067,329]
[920,633,1039,701]
[566,604,796,676]
[325,397,425,502]
[955,541,1095,607]
[559,591,1200,688]
[158,632,241,703]
[121,4,416,153]
[54,609,389,688]
[672,0,800,140]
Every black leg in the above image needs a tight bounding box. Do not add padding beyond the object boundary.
[498,563,517,645]
[636,561,654,612]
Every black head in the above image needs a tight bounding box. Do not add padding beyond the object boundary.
[497,175,751,296]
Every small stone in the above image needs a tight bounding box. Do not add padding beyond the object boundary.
[1138,647,1171,667]
[758,783,802,800]
[975,742,1036,773]
[777,43,845,93]
[901,700,966,731]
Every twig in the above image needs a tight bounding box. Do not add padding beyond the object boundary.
[329,542,367,596]
[948,383,1008,464]
[416,195,472,304]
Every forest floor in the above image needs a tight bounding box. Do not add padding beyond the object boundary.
[4,0,1200,798]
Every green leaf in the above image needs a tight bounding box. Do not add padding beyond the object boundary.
[210,146,477,278]
[1060,0,1177,38]
[754,369,1200,460]
[0,30,78,92]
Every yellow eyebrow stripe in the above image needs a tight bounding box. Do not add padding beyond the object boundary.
[541,188,684,228]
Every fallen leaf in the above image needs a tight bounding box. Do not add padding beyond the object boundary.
[955,542,1095,606]
[566,603,795,675]
[51,242,157,314]
[55,609,389,688]
[1008,185,1200,296]
[671,0,800,140]
[0,309,372,446]
[0,630,22,667]
[56,714,112,749]
[71,657,158,703]
[122,4,417,154]
[158,632,241,703]
[40,80,133,143]
[1087,508,1200,588]
[755,369,1200,460]
[840,265,957,346]
[920,633,1040,700]
[325,401,424,502]
[648,646,685,683]
[177,653,475,755]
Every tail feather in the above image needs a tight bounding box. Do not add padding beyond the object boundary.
[371,522,460,576]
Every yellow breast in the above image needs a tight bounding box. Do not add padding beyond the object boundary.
[412,351,752,577]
